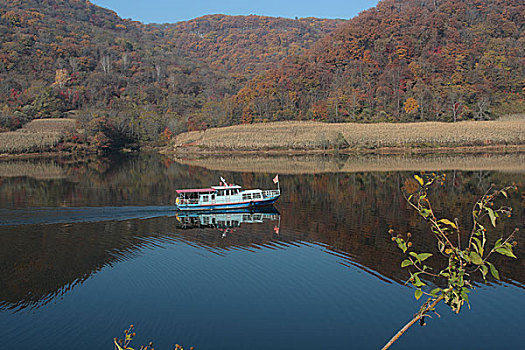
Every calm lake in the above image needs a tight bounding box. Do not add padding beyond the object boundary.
[0,154,523,349]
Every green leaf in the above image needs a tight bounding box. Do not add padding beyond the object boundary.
[420,209,431,218]
[495,247,517,258]
[470,251,483,265]
[401,259,413,268]
[459,250,470,262]
[494,238,503,249]
[414,174,423,186]
[413,274,426,287]
[487,261,500,280]
[501,190,508,198]
[417,253,433,262]
[472,237,483,256]
[457,273,465,287]
[415,288,423,300]
[486,208,497,227]
[396,238,407,253]
[438,218,457,229]
[438,240,445,253]
[430,288,441,296]
[481,264,488,279]
[409,252,418,259]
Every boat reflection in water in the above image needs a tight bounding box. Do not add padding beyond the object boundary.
[175,207,280,238]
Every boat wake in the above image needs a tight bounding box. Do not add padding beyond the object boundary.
[0,206,178,226]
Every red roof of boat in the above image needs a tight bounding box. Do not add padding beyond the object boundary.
[176,188,216,194]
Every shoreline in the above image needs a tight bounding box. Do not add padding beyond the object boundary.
[164,144,525,156]
[2,144,525,161]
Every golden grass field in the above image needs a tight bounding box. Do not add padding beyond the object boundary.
[173,153,525,174]
[19,118,76,133]
[172,115,525,152]
[0,118,76,154]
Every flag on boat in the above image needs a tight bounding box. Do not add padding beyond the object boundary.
[273,174,279,184]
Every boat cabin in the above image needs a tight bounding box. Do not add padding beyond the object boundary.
[176,188,216,205]
[177,185,256,206]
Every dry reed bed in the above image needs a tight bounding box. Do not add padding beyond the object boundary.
[0,118,76,154]
[173,153,525,174]
[0,132,62,153]
[0,161,66,179]
[19,118,76,133]
[173,119,525,151]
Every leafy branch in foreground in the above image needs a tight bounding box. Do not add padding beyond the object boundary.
[382,173,519,350]
[114,325,154,350]
[114,324,194,350]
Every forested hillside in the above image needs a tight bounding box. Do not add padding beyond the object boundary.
[0,0,218,143]
[231,0,524,124]
[159,15,343,75]
[0,0,340,145]
[0,0,523,149]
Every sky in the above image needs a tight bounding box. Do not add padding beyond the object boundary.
[90,0,380,23]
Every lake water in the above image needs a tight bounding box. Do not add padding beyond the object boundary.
[0,154,523,349]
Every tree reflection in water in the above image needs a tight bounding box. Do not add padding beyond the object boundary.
[0,154,523,313]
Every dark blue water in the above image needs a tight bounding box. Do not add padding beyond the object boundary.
[0,155,523,349]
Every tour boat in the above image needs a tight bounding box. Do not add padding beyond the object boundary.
[175,176,280,211]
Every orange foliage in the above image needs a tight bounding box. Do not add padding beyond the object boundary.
[404,98,419,114]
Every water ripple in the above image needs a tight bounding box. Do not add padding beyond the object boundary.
[0,206,178,226]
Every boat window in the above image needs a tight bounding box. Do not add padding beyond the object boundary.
[243,193,252,200]
[211,194,215,200]
[253,193,262,199]
[202,195,209,202]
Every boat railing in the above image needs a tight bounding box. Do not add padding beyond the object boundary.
[262,189,280,198]
[179,198,200,205]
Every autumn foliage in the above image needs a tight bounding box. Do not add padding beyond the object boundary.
[232,0,525,123]
[0,0,523,147]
